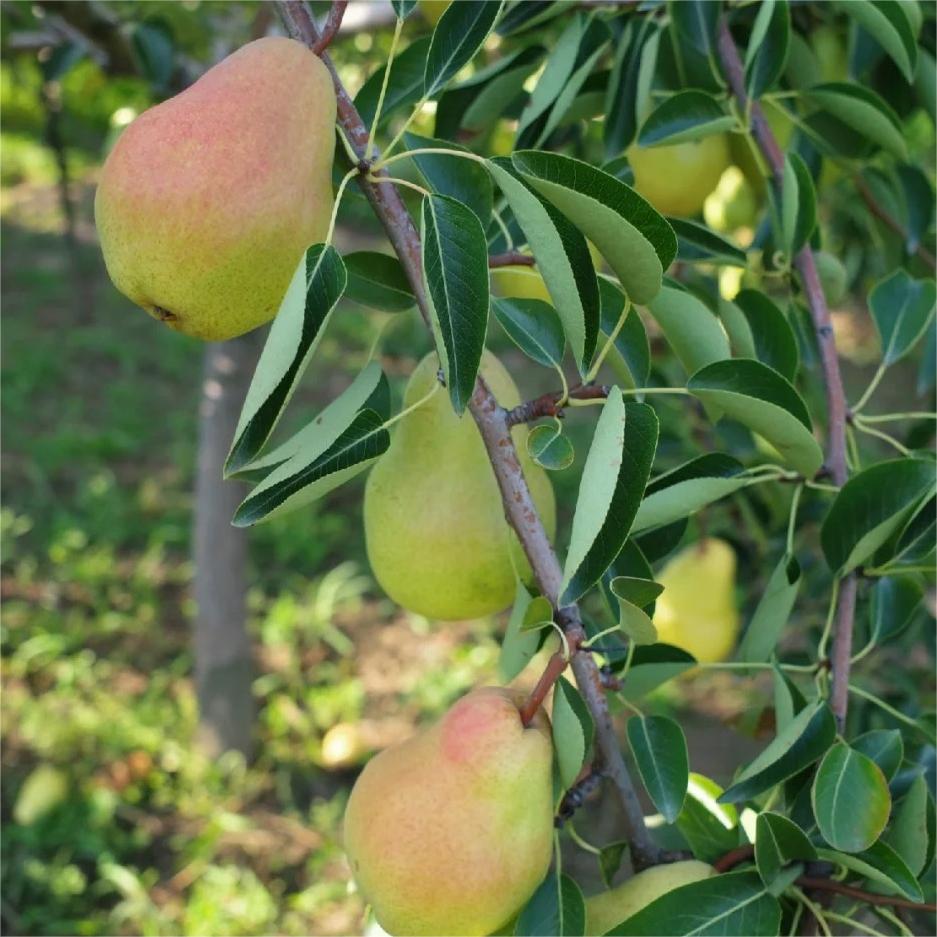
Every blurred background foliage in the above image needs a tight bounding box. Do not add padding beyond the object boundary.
[1,1,933,935]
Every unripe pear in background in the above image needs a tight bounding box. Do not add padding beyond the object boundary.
[95,37,336,341]
[585,860,716,935]
[364,351,556,620]
[627,136,730,217]
[343,687,554,936]
[653,537,739,663]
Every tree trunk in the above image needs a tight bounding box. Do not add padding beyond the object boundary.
[193,332,262,759]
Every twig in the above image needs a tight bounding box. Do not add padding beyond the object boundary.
[311,0,347,55]
[716,14,857,734]
[519,643,574,728]
[854,174,937,272]
[506,384,611,426]
[488,251,536,268]
[556,764,606,825]
[277,0,663,871]
[714,845,937,912]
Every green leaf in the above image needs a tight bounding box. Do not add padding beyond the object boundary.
[669,0,719,60]
[599,841,630,889]
[633,454,745,533]
[615,598,658,646]
[605,18,662,157]
[553,676,595,789]
[688,359,824,478]
[488,158,599,370]
[561,392,659,604]
[131,22,174,90]
[344,251,414,313]
[424,0,504,99]
[233,371,391,527]
[493,297,565,367]
[869,575,924,645]
[821,458,936,574]
[817,841,924,902]
[887,773,930,876]
[520,595,556,633]
[784,152,817,255]
[737,554,801,663]
[513,150,677,305]
[602,541,656,619]
[645,286,731,379]
[499,582,543,682]
[421,194,489,414]
[355,37,430,131]
[805,82,907,160]
[609,576,663,610]
[627,715,689,823]
[404,131,492,225]
[745,0,790,99]
[731,291,799,382]
[226,246,347,476]
[610,871,780,936]
[390,0,418,18]
[755,812,817,887]
[868,269,937,366]
[619,645,696,701]
[670,218,747,266]
[515,871,586,937]
[497,0,569,37]
[676,773,741,863]
[720,701,836,804]
[812,743,891,853]
[836,0,918,83]
[852,729,904,781]
[638,90,735,147]
[597,277,650,389]
[528,423,575,472]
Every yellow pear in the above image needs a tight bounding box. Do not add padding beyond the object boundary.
[653,538,739,663]
[627,136,730,217]
[730,106,794,197]
[344,687,554,936]
[95,37,336,341]
[703,166,758,234]
[364,351,555,620]
[585,860,716,935]
[491,264,552,303]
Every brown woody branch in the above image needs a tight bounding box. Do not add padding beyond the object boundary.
[311,0,347,55]
[716,15,857,734]
[277,0,663,871]
[506,384,611,426]
[488,251,536,268]
[854,174,937,272]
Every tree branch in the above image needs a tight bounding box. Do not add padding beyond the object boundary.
[277,0,663,870]
[311,0,347,55]
[506,384,611,426]
[716,14,857,734]
[488,250,536,268]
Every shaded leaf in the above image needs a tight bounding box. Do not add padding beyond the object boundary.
[355,37,430,131]
[737,554,801,663]
[515,872,586,937]
[837,0,918,82]
[852,729,904,782]
[424,1,504,98]
[745,0,790,99]
[646,285,731,379]
[344,251,414,313]
[627,715,689,823]
[805,82,907,160]
[638,90,735,146]
[868,269,937,366]
[528,423,575,472]
[493,296,565,367]
[671,218,747,266]
[553,676,595,789]
[755,812,817,887]
[731,290,799,382]
[817,842,924,902]
[597,277,650,389]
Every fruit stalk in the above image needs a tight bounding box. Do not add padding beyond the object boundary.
[278,0,664,870]
[716,13,857,734]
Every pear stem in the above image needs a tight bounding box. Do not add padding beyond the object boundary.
[277,0,665,871]
[716,14,857,735]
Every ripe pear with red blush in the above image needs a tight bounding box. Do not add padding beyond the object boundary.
[95,37,336,341]
[343,687,554,936]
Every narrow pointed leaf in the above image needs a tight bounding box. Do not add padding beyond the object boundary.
[515,872,586,937]
[553,676,594,789]
[619,645,697,700]
[737,554,801,663]
[817,842,924,902]
[493,297,565,367]
[688,359,824,478]
[605,17,662,156]
[806,83,907,160]
[720,701,836,804]
[424,1,504,99]
[836,0,918,83]
[852,729,904,781]
[627,715,689,823]
[638,90,735,146]
[731,290,799,381]
[597,277,650,388]
[821,458,936,573]
[499,582,542,683]
[421,194,489,414]
[355,37,430,131]
[671,218,747,266]
[488,158,599,369]
[561,391,659,604]
[226,246,347,476]
[513,150,677,305]
[887,773,930,876]
[745,0,790,98]
[869,575,924,645]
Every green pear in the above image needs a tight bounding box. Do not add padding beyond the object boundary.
[653,538,739,663]
[344,686,554,936]
[364,351,556,620]
[95,37,335,341]
[585,860,716,935]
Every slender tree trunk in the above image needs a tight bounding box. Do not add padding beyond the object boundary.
[193,332,262,758]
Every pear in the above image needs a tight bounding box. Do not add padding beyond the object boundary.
[95,37,336,341]
[364,351,556,620]
[585,860,715,935]
[652,538,739,663]
[344,687,554,936]
[491,265,552,304]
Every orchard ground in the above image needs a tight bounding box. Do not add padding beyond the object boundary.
[0,168,926,934]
